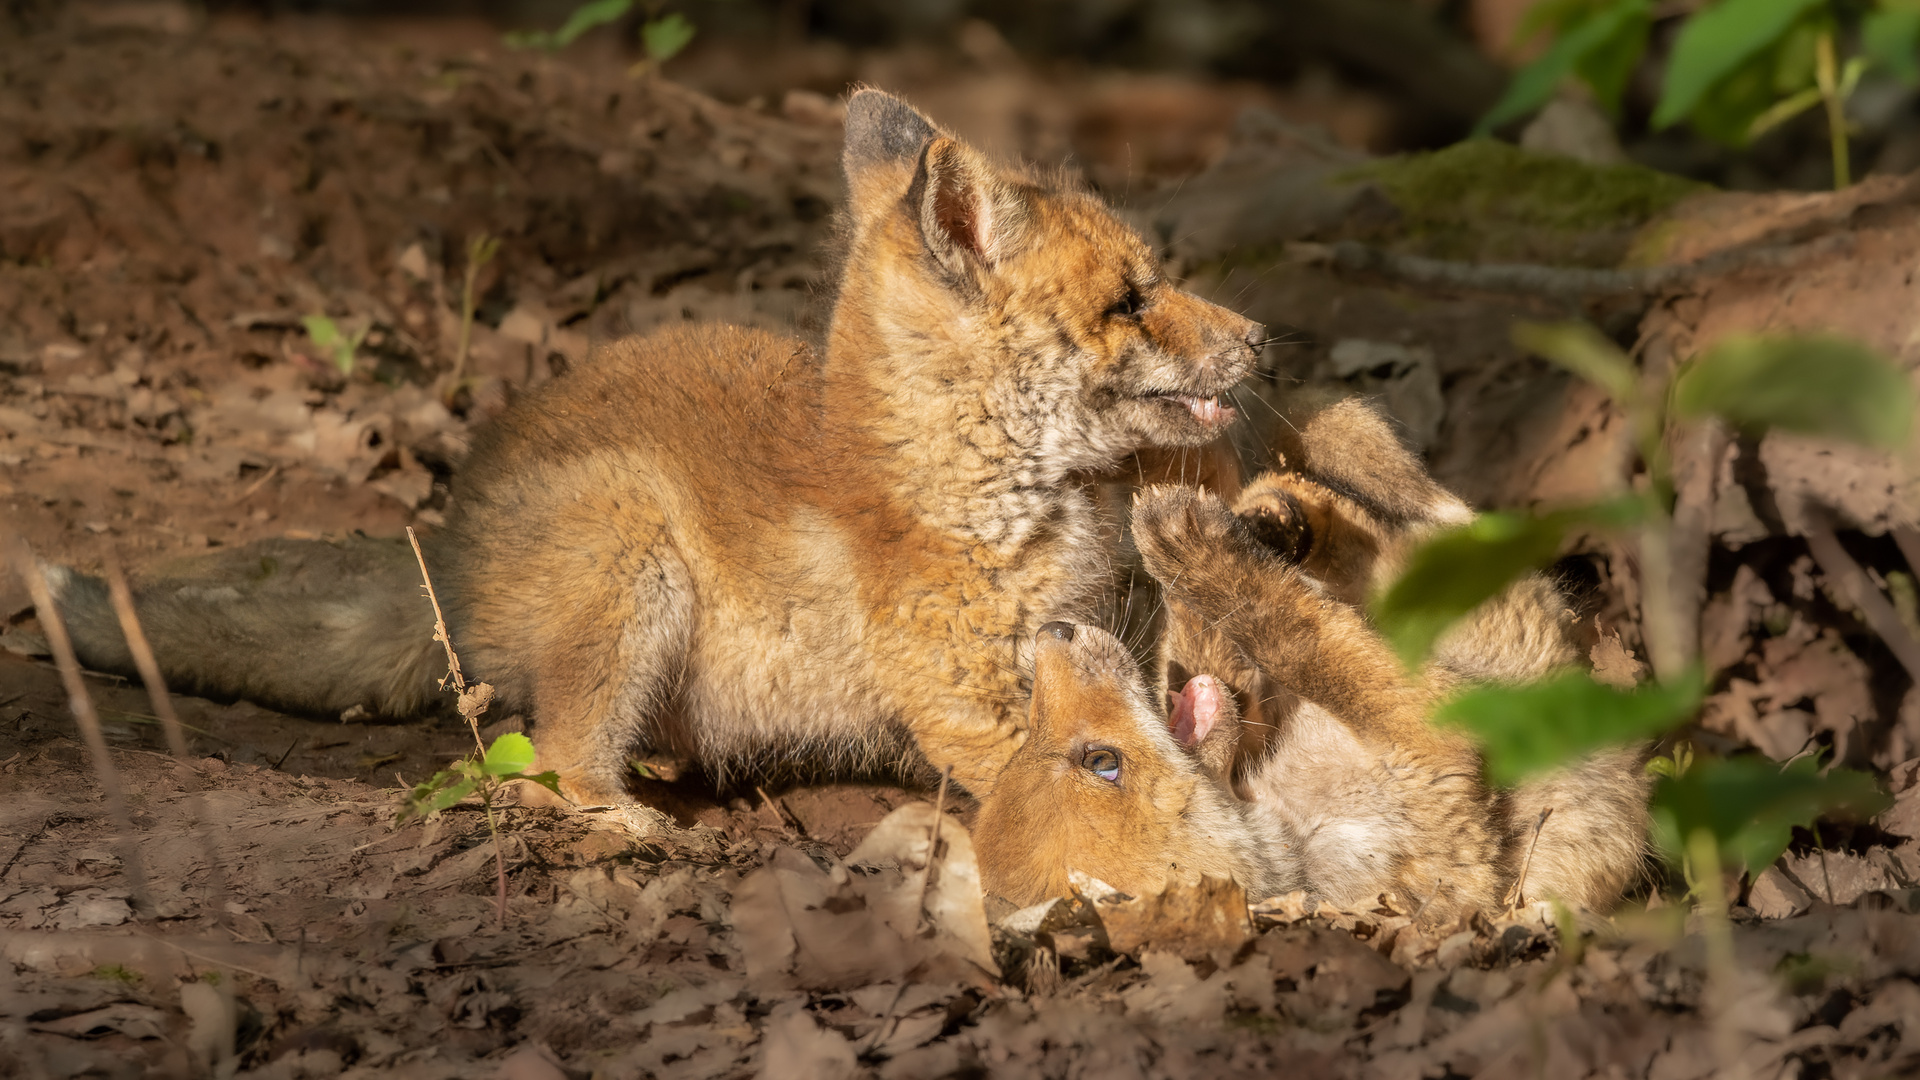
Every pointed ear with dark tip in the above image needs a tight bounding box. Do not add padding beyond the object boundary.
[842,89,939,220]
[912,136,1027,275]
[844,88,938,172]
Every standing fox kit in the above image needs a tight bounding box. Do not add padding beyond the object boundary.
[51,90,1260,804]
[977,400,1649,921]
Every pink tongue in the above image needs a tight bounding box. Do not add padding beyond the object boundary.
[1170,675,1222,747]
[1181,395,1231,426]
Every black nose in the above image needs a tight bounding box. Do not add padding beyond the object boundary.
[1245,323,1266,353]
[1039,621,1076,642]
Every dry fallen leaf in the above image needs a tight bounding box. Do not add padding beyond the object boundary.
[731,802,999,992]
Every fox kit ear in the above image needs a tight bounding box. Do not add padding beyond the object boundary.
[843,89,938,173]
[842,89,938,220]
[913,137,1027,273]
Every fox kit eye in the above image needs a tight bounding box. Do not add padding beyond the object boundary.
[1105,285,1143,320]
[1082,746,1122,782]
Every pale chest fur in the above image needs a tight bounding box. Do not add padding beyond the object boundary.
[671,489,1105,773]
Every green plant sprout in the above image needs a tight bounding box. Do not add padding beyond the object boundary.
[301,314,366,375]
[1483,0,1920,189]
[503,0,703,70]
[395,528,561,923]
[447,231,500,404]
[397,732,560,826]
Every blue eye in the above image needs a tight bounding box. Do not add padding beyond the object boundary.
[1083,747,1121,782]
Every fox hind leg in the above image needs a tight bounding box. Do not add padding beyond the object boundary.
[489,539,696,808]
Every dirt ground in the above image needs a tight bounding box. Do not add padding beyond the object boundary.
[5,6,1920,1079]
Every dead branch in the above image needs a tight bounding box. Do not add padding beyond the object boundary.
[1803,508,1920,685]
[4,533,154,917]
[104,556,230,928]
[1302,232,1857,301]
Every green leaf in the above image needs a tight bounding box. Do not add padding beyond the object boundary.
[1477,0,1651,133]
[1574,9,1654,115]
[1372,499,1644,665]
[642,13,697,63]
[427,777,479,812]
[302,314,342,349]
[482,731,537,777]
[1865,5,1920,84]
[1671,335,1913,449]
[1513,321,1637,402]
[1437,670,1702,786]
[519,770,564,796]
[555,0,634,47]
[1651,755,1890,874]
[1653,0,1824,130]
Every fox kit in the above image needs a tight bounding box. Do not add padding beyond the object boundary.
[976,400,1647,920]
[1137,398,1649,919]
[50,90,1261,805]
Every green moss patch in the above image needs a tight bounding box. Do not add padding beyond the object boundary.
[1340,140,1710,267]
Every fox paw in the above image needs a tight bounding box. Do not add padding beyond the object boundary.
[1132,485,1265,594]
[1233,475,1315,564]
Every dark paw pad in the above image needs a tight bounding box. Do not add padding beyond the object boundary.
[1239,489,1313,563]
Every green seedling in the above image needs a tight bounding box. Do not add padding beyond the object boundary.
[397,731,560,825]
[301,314,366,375]
[503,0,701,69]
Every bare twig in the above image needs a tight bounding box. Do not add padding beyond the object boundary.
[1892,526,1920,581]
[4,534,153,917]
[1803,508,1920,684]
[1303,232,1855,301]
[755,785,807,837]
[1504,807,1553,912]
[1666,424,1730,676]
[404,526,510,924]
[914,765,953,933]
[406,526,485,753]
[104,557,230,928]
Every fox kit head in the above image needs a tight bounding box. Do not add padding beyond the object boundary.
[973,621,1262,907]
[829,89,1261,481]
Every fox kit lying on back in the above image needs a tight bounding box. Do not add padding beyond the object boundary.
[977,399,1648,921]
[1138,398,1649,919]
[50,90,1260,805]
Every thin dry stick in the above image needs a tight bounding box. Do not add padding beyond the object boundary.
[406,526,509,923]
[5,535,153,917]
[915,765,953,932]
[104,558,231,929]
[407,526,484,754]
[1891,526,1920,581]
[1504,807,1554,913]
[1803,509,1920,683]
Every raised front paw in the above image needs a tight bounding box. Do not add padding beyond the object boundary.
[1233,473,1315,564]
[1131,485,1267,596]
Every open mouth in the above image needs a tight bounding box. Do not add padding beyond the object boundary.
[1151,393,1235,427]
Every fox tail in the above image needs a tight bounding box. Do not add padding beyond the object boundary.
[46,536,446,720]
